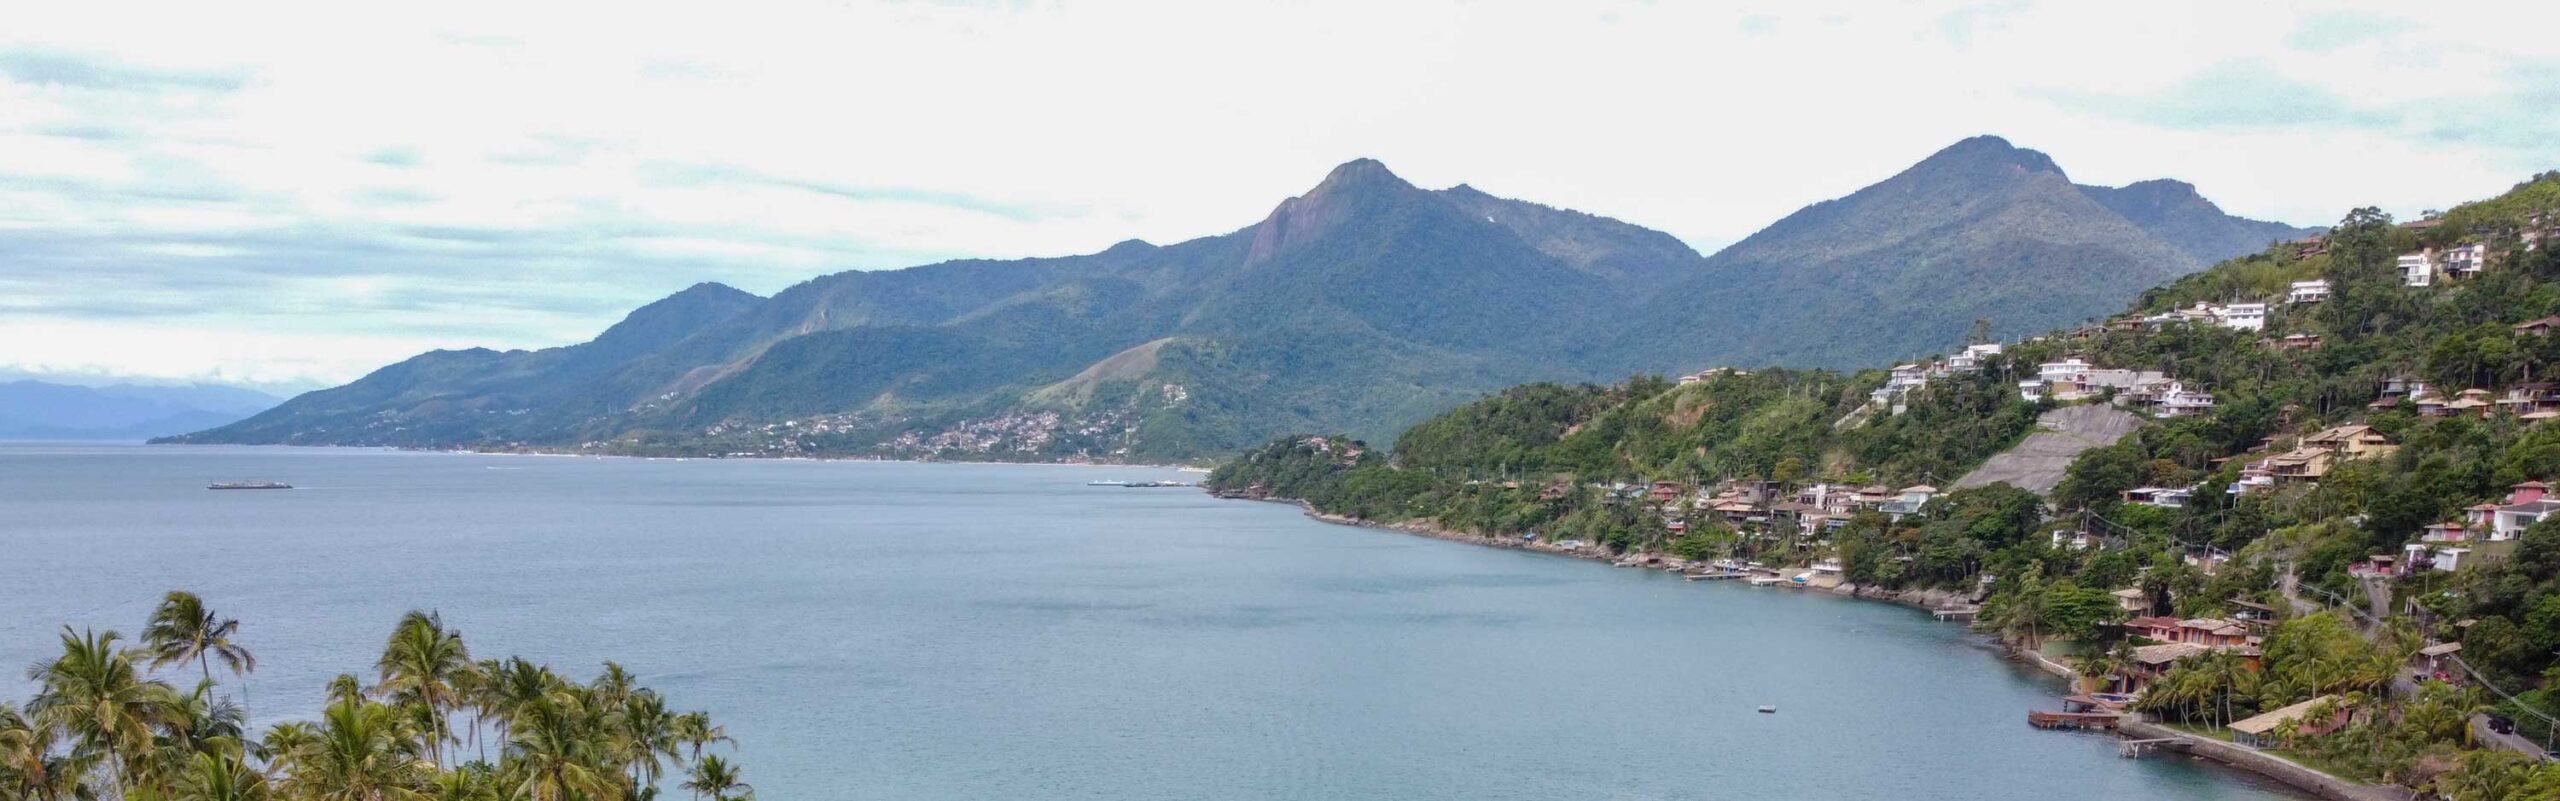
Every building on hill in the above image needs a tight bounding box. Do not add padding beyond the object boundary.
[2443,242,2489,278]
[2230,696,2348,749]
[2111,588,2148,613]
[2517,316,2560,336]
[2498,383,2560,417]
[2220,302,2267,331]
[2401,251,2439,286]
[2287,279,2331,304]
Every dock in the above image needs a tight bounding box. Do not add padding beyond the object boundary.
[1930,606,1979,621]
[1684,571,1751,581]
[2027,710,2123,730]
[2116,738,2177,757]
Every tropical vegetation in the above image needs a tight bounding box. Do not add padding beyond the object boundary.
[0,591,746,801]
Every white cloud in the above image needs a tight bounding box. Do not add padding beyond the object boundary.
[0,0,2553,387]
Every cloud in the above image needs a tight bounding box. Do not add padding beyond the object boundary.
[0,0,2554,388]
[2032,60,2397,130]
[2285,10,2400,52]
[0,48,246,93]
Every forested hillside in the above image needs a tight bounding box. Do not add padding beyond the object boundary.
[170,138,2301,462]
[1213,172,2560,795]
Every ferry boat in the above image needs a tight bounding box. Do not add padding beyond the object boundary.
[208,481,292,490]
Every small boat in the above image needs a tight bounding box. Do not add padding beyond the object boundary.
[208,481,292,490]
[1758,705,1778,714]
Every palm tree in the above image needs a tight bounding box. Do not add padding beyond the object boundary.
[143,591,257,684]
[273,697,428,801]
[679,756,748,801]
[616,690,679,788]
[670,713,730,764]
[503,691,623,801]
[24,627,177,793]
[172,748,272,801]
[1,704,93,801]
[375,611,473,768]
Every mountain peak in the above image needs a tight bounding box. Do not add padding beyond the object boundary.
[1915,135,2064,178]
[1300,158,1412,200]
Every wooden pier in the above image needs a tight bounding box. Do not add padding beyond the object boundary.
[2117,738,2177,757]
[1684,571,1751,581]
[2027,710,2122,730]
[1930,606,1979,621]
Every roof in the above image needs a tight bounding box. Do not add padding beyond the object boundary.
[2126,615,2182,629]
[1901,485,1938,493]
[2517,316,2560,330]
[2133,643,2210,665]
[2418,642,2463,657]
[2230,696,2339,735]
[2111,588,2148,600]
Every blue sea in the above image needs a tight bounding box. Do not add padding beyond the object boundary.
[0,443,2305,799]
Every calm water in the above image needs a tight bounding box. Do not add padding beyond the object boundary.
[0,443,2304,800]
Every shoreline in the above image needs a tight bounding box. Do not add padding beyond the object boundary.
[127,440,1210,471]
[1262,498,2391,801]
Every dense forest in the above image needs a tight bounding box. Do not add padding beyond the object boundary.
[0,591,749,801]
[1211,173,2560,796]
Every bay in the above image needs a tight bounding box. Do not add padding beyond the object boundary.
[0,443,2304,800]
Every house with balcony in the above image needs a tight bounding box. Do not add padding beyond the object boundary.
[2220,302,2268,331]
[2287,279,2331,304]
[2401,251,2439,286]
[2442,242,2489,279]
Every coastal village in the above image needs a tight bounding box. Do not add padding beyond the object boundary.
[1215,195,2560,799]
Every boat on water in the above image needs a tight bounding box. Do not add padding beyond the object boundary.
[1758,705,1778,714]
[208,481,292,490]
[1087,480,1129,487]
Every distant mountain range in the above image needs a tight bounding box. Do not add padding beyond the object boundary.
[167,135,2315,460]
[1,381,282,440]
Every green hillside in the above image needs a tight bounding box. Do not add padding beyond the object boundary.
[168,140,2305,462]
[1213,173,2560,794]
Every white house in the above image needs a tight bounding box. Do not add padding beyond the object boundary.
[1946,343,2003,372]
[2159,382,2217,417]
[2220,303,2267,331]
[2288,279,2331,304]
[2401,252,2438,286]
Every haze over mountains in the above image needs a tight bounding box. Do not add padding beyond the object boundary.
[0,381,281,440]
[168,136,2315,460]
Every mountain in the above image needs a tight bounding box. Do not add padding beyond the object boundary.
[170,138,2306,461]
[2080,178,2319,264]
[1611,136,2318,371]
[0,381,282,439]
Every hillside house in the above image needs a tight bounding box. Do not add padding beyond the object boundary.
[2121,486,2194,508]
[2517,316,2560,336]
[2499,383,2560,417]
[2158,382,2216,417]
[2287,280,2331,304]
[2491,481,2559,541]
[1945,342,2003,372]
[2230,696,2349,749]
[2301,425,2398,459]
[2442,242,2489,278]
[1879,485,1937,521]
[2221,302,2268,331]
[2420,522,2472,543]
[2401,251,2438,286]
[2276,333,2323,350]
[2112,588,2150,613]
[2053,529,2102,551]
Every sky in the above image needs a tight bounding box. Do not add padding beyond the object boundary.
[3,1,2555,393]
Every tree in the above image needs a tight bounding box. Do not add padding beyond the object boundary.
[681,755,750,801]
[375,611,473,769]
[23,627,175,793]
[143,591,257,684]
[274,697,429,801]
